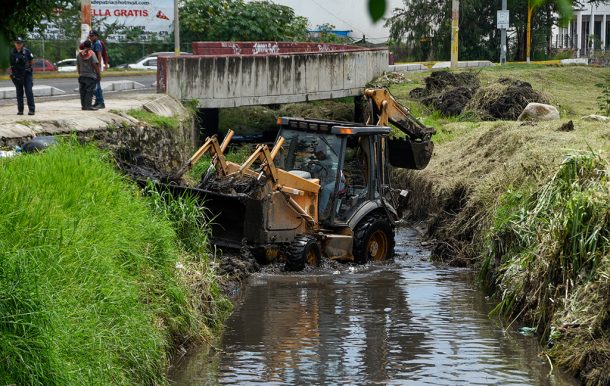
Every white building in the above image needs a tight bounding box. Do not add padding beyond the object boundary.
[266,0,404,44]
[556,3,610,56]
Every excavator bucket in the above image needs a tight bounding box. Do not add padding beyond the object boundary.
[364,88,436,170]
[387,137,434,170]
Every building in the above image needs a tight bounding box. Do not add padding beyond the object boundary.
[556,3,610,56]
[266,0,404,44]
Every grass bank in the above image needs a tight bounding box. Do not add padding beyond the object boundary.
[390,66,609,384]
[0,142,230,385]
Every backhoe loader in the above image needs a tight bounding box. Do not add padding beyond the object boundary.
[169,88,435,270]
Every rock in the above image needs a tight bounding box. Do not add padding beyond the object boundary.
[581,114,610,123]
[557,120,574,132]
[517,103,560,121]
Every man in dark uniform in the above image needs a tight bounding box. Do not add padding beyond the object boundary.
[9,37,35,115]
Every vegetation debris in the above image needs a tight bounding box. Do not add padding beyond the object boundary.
[557,120,575,131]
[465,78,548,120]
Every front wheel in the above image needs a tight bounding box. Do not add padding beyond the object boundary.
[285,235,321,272]
[353,213,395,264]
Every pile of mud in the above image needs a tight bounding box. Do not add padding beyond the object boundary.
[409,71,480,116]
[409,71,547,120]
[465,78,548,121]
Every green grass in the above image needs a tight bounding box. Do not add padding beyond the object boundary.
[0,142,227,385]
[127,108,181,130]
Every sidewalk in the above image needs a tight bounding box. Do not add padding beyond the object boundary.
[0,93,158,147]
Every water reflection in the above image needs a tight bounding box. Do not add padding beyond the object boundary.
[170,228,576,386]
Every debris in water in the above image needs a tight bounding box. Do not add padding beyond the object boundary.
[519,327,537,336]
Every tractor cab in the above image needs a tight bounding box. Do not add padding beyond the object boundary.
[275,117,396,228]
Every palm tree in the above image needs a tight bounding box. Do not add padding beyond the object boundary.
[526,0,573,63]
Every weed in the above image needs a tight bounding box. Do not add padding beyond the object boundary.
[483,153,610,384]
[0,142,225,385]
[595,76,610,116]
[183,99,199,114]
[15,120,34,127]
[127,108,180,130]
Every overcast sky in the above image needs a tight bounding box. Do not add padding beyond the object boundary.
[269,0,405,43]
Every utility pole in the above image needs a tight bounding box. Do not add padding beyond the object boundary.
[81,0,91,41]
[500,0,507,64]
[451,0,459,69]
[80,0,91,54]
[174,0,180,56]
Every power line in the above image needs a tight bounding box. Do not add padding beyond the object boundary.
[309,0,367,36]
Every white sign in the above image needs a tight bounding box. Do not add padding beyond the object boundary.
[497,10,509,29]
[91,0,174,34]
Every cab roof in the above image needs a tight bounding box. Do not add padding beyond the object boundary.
[278,117,391,136]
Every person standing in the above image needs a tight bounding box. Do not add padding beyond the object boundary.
[89,30,105,109]
[9,37,35,115]
[77,40,100,111]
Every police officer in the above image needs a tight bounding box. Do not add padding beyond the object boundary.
[9,37,35,115]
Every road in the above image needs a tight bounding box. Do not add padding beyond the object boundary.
[0,74,157,94]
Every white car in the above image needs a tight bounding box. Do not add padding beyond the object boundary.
[127,52,192,70]
[56,58,77,72]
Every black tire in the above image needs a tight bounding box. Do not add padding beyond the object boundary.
[353,213,395,264]
[285,235,321,272]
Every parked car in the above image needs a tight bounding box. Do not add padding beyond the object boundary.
[55,58,77,72]
[32,58,57,72]
[127,52,191,70]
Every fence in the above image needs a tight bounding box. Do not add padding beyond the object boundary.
[21,39,192,68]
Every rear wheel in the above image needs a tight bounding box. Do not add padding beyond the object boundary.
[285,235,321,271]
[353,213,395,264]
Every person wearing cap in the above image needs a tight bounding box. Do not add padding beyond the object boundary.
[77,40,100,111]
[9,37,35,115]
[88,30,105,109]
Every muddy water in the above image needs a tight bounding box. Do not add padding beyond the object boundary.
[170,228,576,385]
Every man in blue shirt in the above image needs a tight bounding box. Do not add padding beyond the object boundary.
[89,31,105,109]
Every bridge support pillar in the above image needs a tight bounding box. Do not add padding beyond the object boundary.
[196,108,220,144]
[353,95,366,123]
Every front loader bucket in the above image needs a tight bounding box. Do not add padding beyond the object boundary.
[155,184,264,249]
[388,137,434,170]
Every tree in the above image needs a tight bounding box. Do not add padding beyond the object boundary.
[181,0,308,42]
[313,23,353,44]
[525,0,572,62]
[0,0,77,68]
[386,0,500,61]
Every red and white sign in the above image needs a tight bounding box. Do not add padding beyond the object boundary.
[91,0,174,34]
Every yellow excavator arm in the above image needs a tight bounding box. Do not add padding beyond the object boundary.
[364,88,436,141]
[364,88,435,170]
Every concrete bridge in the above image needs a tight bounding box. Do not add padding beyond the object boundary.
[157,42,389,108]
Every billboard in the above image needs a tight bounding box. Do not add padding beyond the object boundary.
[91,0,174,41]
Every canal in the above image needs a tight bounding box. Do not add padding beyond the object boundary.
[170,227,576,385]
